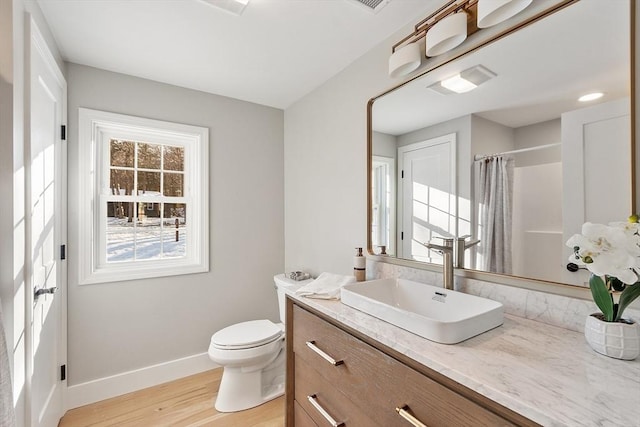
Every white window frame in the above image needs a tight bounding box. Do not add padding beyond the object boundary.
[78,108,209,284]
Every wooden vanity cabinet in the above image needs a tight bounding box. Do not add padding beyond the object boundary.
[286,298,539,427]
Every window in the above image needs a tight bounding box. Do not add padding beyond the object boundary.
[78,108,209,284]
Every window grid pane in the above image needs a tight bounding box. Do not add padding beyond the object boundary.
[107,141,188,263]
[106,201,188,263]
[110,140,135,168]
[110,140,186,197]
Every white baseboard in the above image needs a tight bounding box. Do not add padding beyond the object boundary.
[65,352,218,410]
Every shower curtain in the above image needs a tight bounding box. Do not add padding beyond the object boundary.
[477,155,514,274]
[1,298,16,427]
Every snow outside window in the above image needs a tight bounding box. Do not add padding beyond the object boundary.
[78,108,209,284]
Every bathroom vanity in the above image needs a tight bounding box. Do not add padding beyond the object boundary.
[285,294,640,427]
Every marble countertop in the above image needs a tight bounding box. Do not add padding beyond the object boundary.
[286,292,640,427]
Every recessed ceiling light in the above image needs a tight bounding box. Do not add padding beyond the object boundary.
[440,74,477,93]
[578,92,604,102]
[428,65,496,95]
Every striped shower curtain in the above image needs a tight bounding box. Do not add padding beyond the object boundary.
[477,155,514,274]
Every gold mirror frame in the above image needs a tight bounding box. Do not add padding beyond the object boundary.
[367,0,637,299]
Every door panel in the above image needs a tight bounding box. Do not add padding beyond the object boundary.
[28,17,66,427]
[398,134,457,262]
[561,98,630,286]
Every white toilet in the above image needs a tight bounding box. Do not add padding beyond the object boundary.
[208,273,312,412]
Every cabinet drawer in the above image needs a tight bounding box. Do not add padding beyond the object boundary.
[294,401,318,427]
[292,304,516,427]
[295,356,379,427]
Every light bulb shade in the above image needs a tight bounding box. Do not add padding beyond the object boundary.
[425,12,468,57]
[477,0,532,28]
[388,42,422,78]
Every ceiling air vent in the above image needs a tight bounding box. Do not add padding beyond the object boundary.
[197,0,250,16]
[346,0,392,13]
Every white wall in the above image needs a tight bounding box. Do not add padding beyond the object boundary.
[284,5,639,279]
[512,163,563,280]
[65,63,284,386]
[0,0,16,422]
[284,26,404,276]
[509,119,563,280]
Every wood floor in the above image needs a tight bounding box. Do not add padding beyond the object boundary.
[59,369,285,427]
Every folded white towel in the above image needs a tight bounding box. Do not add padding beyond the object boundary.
[294,272,356,300]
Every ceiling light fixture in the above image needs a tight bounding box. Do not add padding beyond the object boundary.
[578,92,604,102]
[440,74,477,93]
[198,0,251,16]
[428,64,496,95]
[477,0,533,28]
[389,0,532,77]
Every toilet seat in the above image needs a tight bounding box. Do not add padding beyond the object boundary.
[211,320,283,350]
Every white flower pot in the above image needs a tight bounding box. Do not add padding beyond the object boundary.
[584,314,640,360]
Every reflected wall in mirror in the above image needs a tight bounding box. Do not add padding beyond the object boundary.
[369,0,634,288]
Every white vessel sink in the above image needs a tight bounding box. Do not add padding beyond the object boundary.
[340,278,503,344]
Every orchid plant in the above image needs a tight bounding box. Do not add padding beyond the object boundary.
[566,216,640,323]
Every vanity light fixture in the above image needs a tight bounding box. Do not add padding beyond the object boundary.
[477,0,533,28]
[389,0,532,77]
[578,92,604,102]
[389,41,423,78]
[428,64,496,94]
[426,11,468,57]
[198,0,250,16]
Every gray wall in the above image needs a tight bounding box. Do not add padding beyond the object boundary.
[66,63,285,385]
[372,131,396,159]
[470,115,514,157]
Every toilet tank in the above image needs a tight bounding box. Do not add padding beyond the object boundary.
[274,274,313,324]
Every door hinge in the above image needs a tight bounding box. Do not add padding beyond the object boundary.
[401,232,404,240]
[401,170,404,178]
[61,125,66,141]
[60,244,66,260]
[60,365,66,381]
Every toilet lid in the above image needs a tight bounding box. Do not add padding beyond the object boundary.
[211,320,283,349]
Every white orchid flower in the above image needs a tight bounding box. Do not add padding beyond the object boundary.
[566,221,640,285]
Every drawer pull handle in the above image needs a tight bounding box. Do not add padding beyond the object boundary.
[307,394,344,427]
[396,405,428,427]
[305,341,344,366]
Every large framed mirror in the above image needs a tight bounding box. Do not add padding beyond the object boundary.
[368,0,635,291]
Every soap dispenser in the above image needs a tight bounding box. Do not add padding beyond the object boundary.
[354,247,366,282]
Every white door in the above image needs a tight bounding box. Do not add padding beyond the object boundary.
[27,17,67,427]
[561,98,630,286]
[398,134,457,262]
[371,156,396,255]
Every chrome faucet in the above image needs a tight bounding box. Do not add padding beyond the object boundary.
[454,235,480,269]
[421,237,455,290]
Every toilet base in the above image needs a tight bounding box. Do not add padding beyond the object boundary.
[214,349,285,413]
